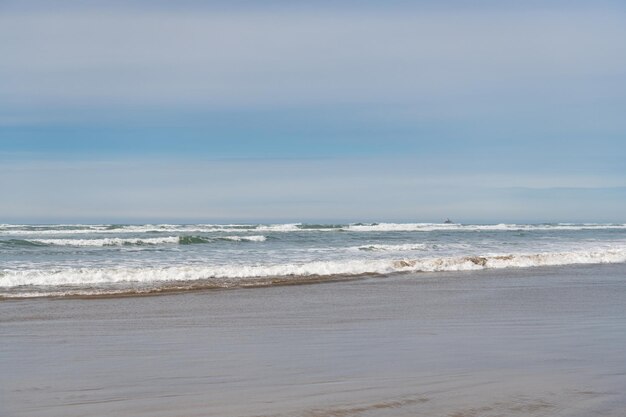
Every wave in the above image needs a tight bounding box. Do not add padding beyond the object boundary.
[2,247,625,298]
[18,237,181,247]
[219,235,267,242]
[0,239,48,247]
[2,222,626,236]
[1,235,267,247]
[0,224,257,235]
[354,243,428,252]
[179,235,267,244]
[177,236,211,245]
[342,223,626,232]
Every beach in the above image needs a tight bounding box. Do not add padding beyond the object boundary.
[3,263,626,416]
[4,0,626,414]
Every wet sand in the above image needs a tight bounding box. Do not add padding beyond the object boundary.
[2,264,626,416]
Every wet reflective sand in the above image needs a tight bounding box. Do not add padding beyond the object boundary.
[2,264,626,416]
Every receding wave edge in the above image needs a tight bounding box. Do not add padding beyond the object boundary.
[2,248,625,298]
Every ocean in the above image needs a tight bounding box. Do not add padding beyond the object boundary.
[2,222,626,298]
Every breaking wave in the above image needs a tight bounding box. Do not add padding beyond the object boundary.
[354,243,428,252]
[3,223,626,236]
[28,237,181,246]
[1,235,267,247]
[2,247,625,298]
[342,223,626,232]
[178,235,266,244]
[219,235,267,242]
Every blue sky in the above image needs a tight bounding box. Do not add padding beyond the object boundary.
[1,0,625,222]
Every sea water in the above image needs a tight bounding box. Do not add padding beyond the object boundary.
[1,222,626,298]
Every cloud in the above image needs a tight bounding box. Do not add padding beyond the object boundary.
[1,158,625,223]
[1,7,625,113]
[2,3,625,165]
[1,2,625,222]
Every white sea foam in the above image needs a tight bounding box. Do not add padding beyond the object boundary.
[255,223,303,232]
[221,235,267,242]
[23,235,267,246]
[353,243,428,252]
[0,226,216,235]
[2,223,626,236]
[29,237,181,246]
[2,248,625,296]
[0,224,275,235]
[343,223,626,232]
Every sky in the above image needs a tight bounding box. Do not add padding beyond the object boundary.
[1,0,625,223]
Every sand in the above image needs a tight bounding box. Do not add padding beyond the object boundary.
[2,263,626,416]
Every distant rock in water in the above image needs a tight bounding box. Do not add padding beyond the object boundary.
[443,218,453,224]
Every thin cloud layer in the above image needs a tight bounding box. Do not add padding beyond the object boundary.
[2,9,625,111]
[1,1,625,221]
[1,158,625,223]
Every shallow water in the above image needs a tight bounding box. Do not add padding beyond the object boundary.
[2,263,626,416]
[2,222,626,297]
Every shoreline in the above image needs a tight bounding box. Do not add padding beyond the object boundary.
[2,263,626,416]
[3,260,626,301]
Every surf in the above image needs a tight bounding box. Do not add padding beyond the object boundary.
[3,247,626,298]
